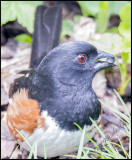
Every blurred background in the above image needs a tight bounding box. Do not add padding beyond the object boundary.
[1,1,131,159]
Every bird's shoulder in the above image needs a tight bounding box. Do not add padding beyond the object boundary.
[9,69,35,98]
[7,69,46,141]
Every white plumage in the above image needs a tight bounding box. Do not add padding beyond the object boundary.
[19,111,101,157]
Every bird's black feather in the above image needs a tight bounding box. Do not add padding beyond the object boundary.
[9,69,36,98]
[30,5,62,68]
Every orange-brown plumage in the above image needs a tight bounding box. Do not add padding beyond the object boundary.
[7,89,44,142]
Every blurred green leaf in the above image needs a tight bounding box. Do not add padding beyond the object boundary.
[118,4,131,36]
[108,1,130,15]
[15,34,32,44]
[97,1,130,33]
[107,27,118,33]
[120,38,131,63]
[60,19,74,40]
[77,126,86,159]
[1,1,43,33]
[1,1,17,25]
[122,52,129,64]
[73,15,82,23]
[97,1,109,33]
[78,1,130,33]
[77,1,100,17]
[118,4,131,64]
[77,1,129,17]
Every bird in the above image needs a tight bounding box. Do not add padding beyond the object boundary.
[7,41,115,158]
[6,5,115,159]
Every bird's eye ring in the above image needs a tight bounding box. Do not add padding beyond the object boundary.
[78,55,86,63]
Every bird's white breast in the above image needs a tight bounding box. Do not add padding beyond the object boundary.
[19,111,101,157]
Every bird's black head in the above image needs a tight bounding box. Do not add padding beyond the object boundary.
[30,41,115,130]
[37,41,115,90]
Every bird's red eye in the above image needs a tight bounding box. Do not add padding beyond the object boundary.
[78,55,86,63]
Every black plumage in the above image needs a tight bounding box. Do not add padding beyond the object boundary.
[9,41,115,131]
[30,5,62,68]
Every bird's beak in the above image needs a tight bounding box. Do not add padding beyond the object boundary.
[93,50,115,73]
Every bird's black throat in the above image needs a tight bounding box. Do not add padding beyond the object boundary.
[29,71,101,131]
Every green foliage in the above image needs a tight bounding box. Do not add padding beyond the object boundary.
[107,27,118,33]
[76,126,86,159]
[108,1,130,15]
[15,34,32,44]
[117,4,131,95]
[28,139,38,159]
[43,144,47,159]
[116,52,131,95]
[97,1,130,33]
[60,19,74,40]
[10,145,19,159]
[1,1,43,33]
[118,4,131,36]
[118,3,131,62]
[97,1,109,33]
[120,38,131,63]
[73,15,82,23]
[77,1,130,33]
[77,1,100,17]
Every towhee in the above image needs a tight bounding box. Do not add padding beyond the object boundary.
[7,41,115,157]
[6,5,115,158]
